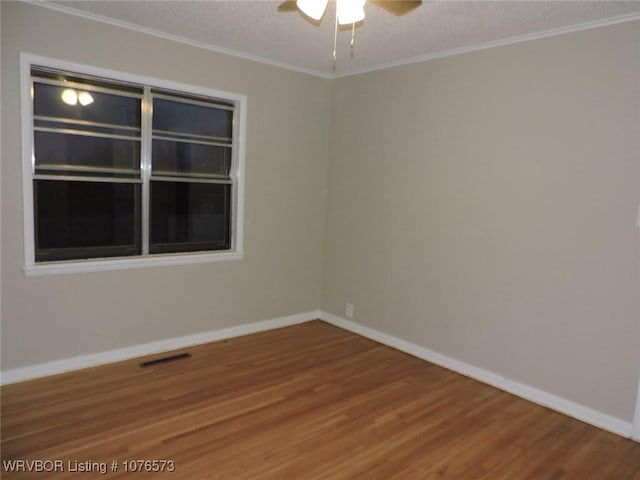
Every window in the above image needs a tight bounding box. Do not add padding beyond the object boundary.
[149,94,233,255]
[21,56,245,275]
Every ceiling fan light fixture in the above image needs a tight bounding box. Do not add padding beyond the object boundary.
[279,0,422,70]
[296,0,329,20]
[337,0,366,25]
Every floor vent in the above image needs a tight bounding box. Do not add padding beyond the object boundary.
[139,353,191,368]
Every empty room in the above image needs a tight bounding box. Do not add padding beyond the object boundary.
[1,0,640,478]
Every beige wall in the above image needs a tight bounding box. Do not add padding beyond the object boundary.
[1,2,331,368]
[2,2,639,425]
[323,22,640,422]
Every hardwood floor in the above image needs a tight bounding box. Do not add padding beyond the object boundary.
[2,320,639,479]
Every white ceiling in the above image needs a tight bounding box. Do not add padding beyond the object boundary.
[46,0,640,77]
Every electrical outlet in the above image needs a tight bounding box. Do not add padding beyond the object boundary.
[346,303,354,319]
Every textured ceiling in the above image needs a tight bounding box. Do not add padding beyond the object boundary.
[46,0,640,77]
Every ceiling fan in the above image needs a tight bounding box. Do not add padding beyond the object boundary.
[277,0,422,18]
[277,0,423,69]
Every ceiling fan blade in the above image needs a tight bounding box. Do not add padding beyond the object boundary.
[277,0,298,12]
[371,0,422,16]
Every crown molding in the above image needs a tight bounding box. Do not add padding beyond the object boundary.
[21,0,335,79]
[21,1,640,80]
[334,11,640,78]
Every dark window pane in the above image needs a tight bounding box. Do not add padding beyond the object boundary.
[153,98,232,139]
[152,140,230,177]
[34,180,140,261]
[33,83,141,128]
[150,181,230,253]
[35,131,140,174]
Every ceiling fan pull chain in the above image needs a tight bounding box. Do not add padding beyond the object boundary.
[351,22,356,58]
[332,9,339,71]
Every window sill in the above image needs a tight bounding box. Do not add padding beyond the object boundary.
[23,250,243,277]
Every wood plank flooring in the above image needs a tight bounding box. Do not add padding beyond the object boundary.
[2,320,639,479]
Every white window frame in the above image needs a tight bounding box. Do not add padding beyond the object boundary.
[20,53,246,277]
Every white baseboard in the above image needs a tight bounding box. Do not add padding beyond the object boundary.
[2,309,636,442]
[633,372,640,441]
[0,311,318,385]
[318,311,636,441]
